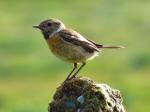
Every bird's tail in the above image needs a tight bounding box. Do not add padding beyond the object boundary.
[87,39,124,49]
[94,44,125,49]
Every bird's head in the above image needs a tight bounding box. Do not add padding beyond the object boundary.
[33,18,65,39]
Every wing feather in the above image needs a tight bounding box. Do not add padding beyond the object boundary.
[59,29,100,53]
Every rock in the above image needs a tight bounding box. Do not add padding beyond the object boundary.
[48,77,126,112]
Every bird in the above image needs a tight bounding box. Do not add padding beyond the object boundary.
[33,18,124,80]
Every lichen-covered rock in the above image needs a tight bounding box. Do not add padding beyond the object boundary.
[48,77,125,112]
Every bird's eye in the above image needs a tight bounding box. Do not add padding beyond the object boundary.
[47,22,52,27]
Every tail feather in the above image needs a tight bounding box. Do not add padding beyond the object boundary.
[87,39,124,49]
[96,44,125,49]
[90,42,125,49]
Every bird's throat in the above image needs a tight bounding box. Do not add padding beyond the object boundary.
[42,31,52,40]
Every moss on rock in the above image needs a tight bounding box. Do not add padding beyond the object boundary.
[48,77,125,112]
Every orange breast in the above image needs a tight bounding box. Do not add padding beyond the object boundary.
[46,34,62,55]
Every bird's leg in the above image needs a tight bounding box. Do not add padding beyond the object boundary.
[65,63,77,80]
[71,62,86,78]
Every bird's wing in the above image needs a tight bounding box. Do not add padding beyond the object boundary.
[86,39,103,48]
[59,29,100,53]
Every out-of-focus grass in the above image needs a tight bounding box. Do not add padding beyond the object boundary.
[0,0,150,112]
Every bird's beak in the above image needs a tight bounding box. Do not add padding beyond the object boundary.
[33,25,40,29]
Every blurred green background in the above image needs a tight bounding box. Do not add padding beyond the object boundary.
[0,0,150,112]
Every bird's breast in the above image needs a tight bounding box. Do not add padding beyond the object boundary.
[46,34,62,54]
[46,34,98,63]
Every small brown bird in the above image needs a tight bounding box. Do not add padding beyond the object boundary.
[33,18,124,80]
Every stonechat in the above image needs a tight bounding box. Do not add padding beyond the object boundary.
[33,18,124,80]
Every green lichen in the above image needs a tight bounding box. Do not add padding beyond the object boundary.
[48,77,125,112]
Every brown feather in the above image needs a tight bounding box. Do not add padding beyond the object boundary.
[87,39,124,49]
[59,29,100,53]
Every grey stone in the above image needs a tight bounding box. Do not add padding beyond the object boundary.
[48,77,126,112]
